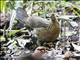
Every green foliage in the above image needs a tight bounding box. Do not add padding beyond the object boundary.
[8,30,20,37]
[72,5,80,16]
[0,0,6,12]
[6,1,15,10]
[32,1,55,15]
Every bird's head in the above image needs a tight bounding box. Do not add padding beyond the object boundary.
[50,13,57,23]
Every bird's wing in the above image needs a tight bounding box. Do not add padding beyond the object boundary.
[24,15,51,28]
[16,7,51,28]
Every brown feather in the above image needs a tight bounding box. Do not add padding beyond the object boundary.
[37,14,60,42]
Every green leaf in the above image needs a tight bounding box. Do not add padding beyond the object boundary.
[72,5,80,16]
[0,0,6,12]
[8,30,20,37]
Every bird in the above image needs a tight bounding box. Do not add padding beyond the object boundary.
[36,14,60,43]
[16,7,60,45]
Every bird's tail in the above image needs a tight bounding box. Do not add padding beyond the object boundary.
[16,7,28,21]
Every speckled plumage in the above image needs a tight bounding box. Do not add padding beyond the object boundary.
[37,14,60,42]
